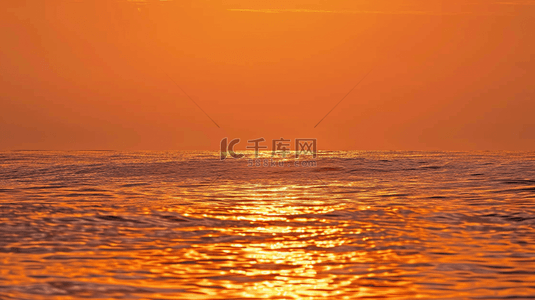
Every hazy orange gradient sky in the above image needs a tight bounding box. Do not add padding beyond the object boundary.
[1,0,534,150]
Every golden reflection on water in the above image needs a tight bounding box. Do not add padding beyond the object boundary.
[1,151,535,299]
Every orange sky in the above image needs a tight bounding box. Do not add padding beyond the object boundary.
[1,0,534,150]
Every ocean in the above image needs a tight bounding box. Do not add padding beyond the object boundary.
[1,151,534,299]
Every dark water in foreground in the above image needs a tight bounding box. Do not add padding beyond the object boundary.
[1,151,535,299]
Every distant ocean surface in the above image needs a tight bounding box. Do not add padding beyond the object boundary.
[1,151,535,299]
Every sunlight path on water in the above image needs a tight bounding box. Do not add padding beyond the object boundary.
[1,151,535,299]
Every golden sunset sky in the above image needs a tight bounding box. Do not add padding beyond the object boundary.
[1,0,534,150]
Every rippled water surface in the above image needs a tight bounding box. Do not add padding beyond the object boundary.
[1,151,535,299]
